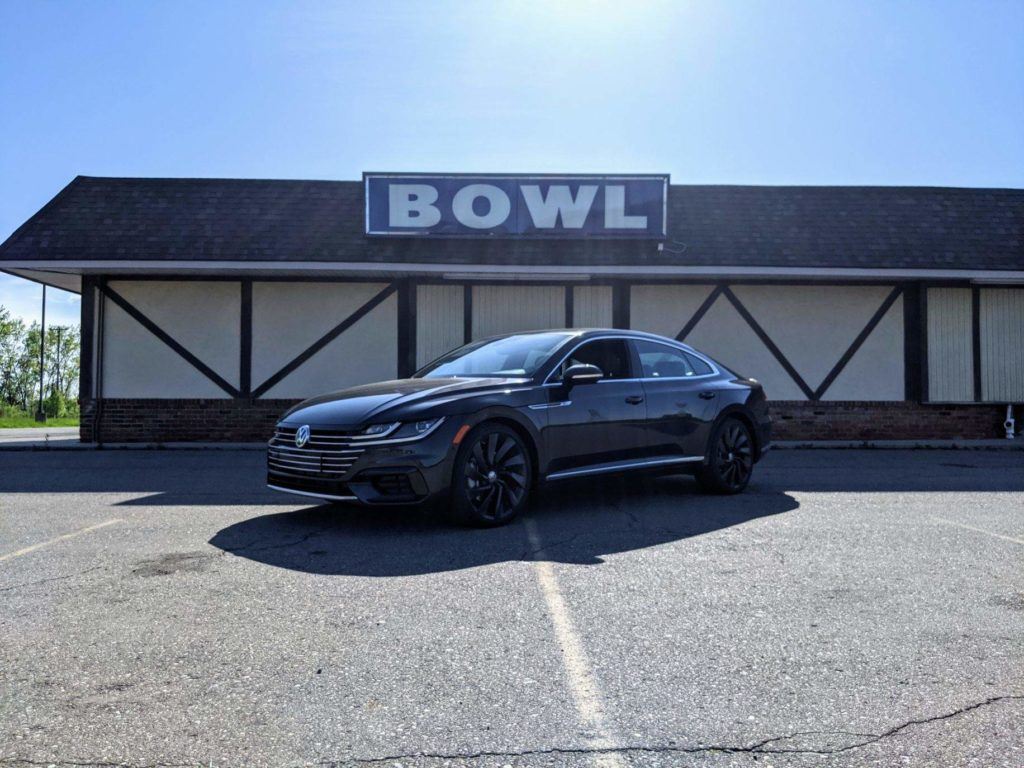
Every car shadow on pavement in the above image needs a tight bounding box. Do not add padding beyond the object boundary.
[208,474,799,576]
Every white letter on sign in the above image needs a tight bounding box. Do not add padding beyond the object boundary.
[521,185,597,229]
[389,184,441,227]
[451,184,512,229]
[604,185,647,229]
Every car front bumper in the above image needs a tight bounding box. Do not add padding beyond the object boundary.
[266,419,460,505]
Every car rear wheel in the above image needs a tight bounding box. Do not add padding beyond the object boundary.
[450,424,532,527]
[697,416,754,494]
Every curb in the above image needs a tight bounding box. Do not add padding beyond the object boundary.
[0,441,267,452]
[773,439,1024,451]
[3,440,1021,452]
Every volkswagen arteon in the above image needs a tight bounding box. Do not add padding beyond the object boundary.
[267,329,771,526]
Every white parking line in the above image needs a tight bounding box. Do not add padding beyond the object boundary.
[931,516,1024,546]
[0,519,124,562]
[524,517,625,767]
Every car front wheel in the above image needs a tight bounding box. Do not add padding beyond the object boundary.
[697,416,755,494]
[449,423,532,527]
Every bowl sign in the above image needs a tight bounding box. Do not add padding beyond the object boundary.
[365,174,667,238]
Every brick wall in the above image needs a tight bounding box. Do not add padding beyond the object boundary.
[770,401,1010,441]
[80,398,299,443]
[79,397,1013,443]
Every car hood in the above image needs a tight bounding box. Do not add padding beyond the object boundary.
[279,377,529,427]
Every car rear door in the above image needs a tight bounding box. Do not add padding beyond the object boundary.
[632,339,720,458]
[542,338,648,475]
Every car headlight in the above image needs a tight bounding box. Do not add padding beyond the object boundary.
[357,417,445,441]
[358,422,401,438]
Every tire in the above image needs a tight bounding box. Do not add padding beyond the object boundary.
[696,416,755,494]
[448,423,533,527]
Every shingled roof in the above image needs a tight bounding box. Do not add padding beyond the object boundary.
[1,175,1021,271]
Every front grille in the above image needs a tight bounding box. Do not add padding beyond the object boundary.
[268,426,365,478]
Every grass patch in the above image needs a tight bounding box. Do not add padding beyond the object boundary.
[0,414,79,428]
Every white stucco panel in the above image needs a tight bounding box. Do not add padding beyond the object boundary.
[731,284,898,393]
[259,293,397,399]
[629,285,714,339]
[108,280,241,387]
[251,282,391,389]
[102,300,229,398]
[823,297,904,400]
[685,297,808,400]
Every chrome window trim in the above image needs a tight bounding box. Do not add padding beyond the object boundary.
[546,455,703,481]
[267,484,359,502]
[542,334,640,386]
[631,337,720,381]
[542,333,720,386]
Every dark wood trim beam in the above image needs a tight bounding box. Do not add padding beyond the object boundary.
[564,285,574,327]
[919,284,929,403]
[612,282,630,329]
[94,277,106,444]
[722,286,816,400]
[676,284,725,342]
[902,283,922,402]
[79,275,97,401]
[239,280,252,396]
[814,286,903,401]
[397,280,417,377]
[972,285,982,402]
[251,283,398,399]
[100,283,241,398]
[463,284,473,343]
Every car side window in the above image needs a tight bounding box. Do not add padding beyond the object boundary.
[685,351,714,376]
[558,339,632,380]
[635,340,713,378]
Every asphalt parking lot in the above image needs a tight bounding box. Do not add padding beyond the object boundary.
[1,448,1022,767]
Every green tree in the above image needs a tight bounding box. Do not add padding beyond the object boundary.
[0,305,80,416]
[0,305,28,407]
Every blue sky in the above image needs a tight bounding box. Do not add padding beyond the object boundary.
[1,0,1022,325]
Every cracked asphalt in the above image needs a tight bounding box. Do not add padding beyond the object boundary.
[1,448,1022,767]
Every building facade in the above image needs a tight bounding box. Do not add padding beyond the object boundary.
[1,175,1021,443]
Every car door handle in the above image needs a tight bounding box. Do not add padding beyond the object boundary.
[699,391,717,400]
[625,395,645,405]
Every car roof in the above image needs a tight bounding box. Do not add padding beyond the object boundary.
[475,328,699,351]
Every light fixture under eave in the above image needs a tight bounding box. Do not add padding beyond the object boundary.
[441,272,591,282]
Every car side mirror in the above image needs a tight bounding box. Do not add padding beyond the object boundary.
[563,363,604,386]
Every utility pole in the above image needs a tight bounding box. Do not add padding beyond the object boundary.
[35,285,46,422]
[55,327,63,396]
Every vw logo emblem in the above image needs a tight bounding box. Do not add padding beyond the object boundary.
[295,424,311,448]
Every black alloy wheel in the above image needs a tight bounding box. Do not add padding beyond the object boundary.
[451,424,532,526]
[697,417,754,494]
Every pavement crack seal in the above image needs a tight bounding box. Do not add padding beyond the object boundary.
[340,694,1024,765]
[0,566,105,593]
[745,694,1024,755]
[2,695,1019,767]
[220,526,333,555]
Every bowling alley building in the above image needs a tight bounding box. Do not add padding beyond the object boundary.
[0,173,1021,443]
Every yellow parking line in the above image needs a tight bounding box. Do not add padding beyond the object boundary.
[931,516,1024,546]
[524,517,625,767]
[0,519,124,562]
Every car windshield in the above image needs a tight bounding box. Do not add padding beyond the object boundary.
[418,332,574,378]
